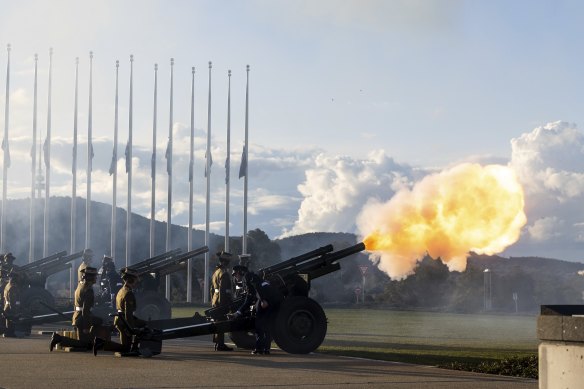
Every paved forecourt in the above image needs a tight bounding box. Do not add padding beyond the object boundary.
[0,331,536,389]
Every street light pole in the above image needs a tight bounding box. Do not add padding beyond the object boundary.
[484,268,492,311]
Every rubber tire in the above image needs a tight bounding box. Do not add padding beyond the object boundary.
[229,330,256,350]
[135,291,172,321]
[22,287,56,315]
[272,296,327,354]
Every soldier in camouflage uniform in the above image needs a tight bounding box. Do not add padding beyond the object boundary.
[210,251,233,351]
[49,267,103,351]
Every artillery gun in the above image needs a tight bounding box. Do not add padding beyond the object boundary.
[126,242,366,356]
[95,246,209,321]
[17,250,84,315]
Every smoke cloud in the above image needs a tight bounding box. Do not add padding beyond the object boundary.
[280,150,418,237]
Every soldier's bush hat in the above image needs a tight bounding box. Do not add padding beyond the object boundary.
[217,251,233,262]
[120,267,140,280]
[232,265,248,275]
[81,266,98,280]
[4,252,15,262]
[83,248,94,258]
[102,255,113,262]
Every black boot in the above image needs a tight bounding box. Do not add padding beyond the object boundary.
[215,343,233,351]
[49,333,62,352]
[93,337,105,356]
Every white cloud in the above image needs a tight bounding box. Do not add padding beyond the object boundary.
[510,121,584,200]
[527,217,562,242]
[504,121,584,259]
[281,150,417,237]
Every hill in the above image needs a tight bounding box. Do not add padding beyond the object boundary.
[3,198,582,310]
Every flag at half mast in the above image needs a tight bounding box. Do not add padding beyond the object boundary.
[204,149,212,177]
[43,137,50,168]
[2,138,10,168]
[109,146,116,175]
[165,138,172,175]
[125,142,130,173]
[238,145,247,178]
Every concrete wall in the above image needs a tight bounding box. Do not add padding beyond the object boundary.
[539,342,584,389]
[538,309,584,389]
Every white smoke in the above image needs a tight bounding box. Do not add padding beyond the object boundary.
[280,150,418,237]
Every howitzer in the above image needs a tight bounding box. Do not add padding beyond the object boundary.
[130,242,366,356]
[18,251,68,273]
[16,250,84,316]
[96,246,209,321]
[135,246,208,279]
[21,250,84,288]
[127,248,183,275]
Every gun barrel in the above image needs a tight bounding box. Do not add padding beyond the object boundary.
[129,249,182,273]
[320,242,365,264]
[174,245,209,263]
[137,246,208,277]
[40,250,84,278]
[19,251,68,271]
[261,244,334,276]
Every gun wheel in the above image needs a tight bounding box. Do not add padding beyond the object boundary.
[22,287,55,315]
[272,296,327,354]
[229,330,256,350]
[136,291,172,320]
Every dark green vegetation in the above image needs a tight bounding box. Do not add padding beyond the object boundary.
[440,356,538,379]
[173,306,538,378]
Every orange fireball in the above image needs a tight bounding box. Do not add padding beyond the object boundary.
[358,163,526,279]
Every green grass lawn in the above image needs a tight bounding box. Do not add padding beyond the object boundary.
[172,306,538,367]
[320,308,538,367]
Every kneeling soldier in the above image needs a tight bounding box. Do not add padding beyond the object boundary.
[50,267,103,351]
[93,267,147,355]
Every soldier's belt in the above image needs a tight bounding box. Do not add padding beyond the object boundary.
[214,289,220,293]
[75,307,82,311]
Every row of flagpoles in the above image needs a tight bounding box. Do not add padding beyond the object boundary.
[0,46,250,303]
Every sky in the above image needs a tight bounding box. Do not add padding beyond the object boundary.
[2,0,584,262]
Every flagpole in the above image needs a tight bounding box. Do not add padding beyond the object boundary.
[204,61,212,304]
[165,58,174,301]
[150,63,158,258]
[225,70,231,252]
[1,44,11,253]
[242,65,250,254]
[71,57,79,255]
[187,66,195,303]
[70,57,79,298]
[126,55,134,267]
[111,60,119,257]
[30,53,38,263]
[86,51,93,250]
[43,48,53,257]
